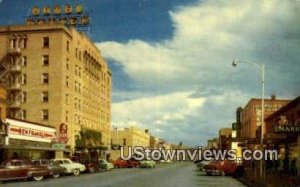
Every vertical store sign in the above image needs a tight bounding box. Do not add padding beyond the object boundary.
[59,123,68,143]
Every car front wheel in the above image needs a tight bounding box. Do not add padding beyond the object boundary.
[52,173,60,178]
[89,167,96,173]
[73,169,80,176]
[33,175,44,181]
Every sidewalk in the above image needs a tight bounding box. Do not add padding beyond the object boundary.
[237,167,300,187]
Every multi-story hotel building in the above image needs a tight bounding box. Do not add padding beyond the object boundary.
[240,95,290,139]
[111,127,150,160]
[0,25,112,153]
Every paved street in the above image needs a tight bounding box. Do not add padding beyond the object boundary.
[2,162,245,187]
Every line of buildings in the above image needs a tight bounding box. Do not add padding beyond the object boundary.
[207,95,300,175]
[110,126,171,160]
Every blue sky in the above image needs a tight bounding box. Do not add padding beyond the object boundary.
[0,0,299,146]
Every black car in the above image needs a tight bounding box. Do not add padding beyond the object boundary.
[31,159,66,178]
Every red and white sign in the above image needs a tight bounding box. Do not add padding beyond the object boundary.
[59,123,68,143]
[6,118,56,143]
[9,126,55,139]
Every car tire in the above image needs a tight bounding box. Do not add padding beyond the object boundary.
[33,175,44,181]
[52,173,60,178]
[73,169,80,176]
[89,167,96,173]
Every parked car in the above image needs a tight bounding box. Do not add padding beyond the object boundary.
[160,159,172,164]
[0,159,50,182]
[51,158,86,176]
[203,160,245,176]
[127,158,140,168]
[140,160,156,168]
[71,157,100,173]
[196,160,213,172]
[98,159,114,171]
[31,159,65,178]
[112,159,129,168]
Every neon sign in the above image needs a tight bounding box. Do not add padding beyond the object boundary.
[26,4,90,28]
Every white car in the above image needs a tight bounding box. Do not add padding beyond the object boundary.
[51,159,86,176]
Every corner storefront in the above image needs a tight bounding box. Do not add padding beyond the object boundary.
[0,118,69,162]
[265,96,300,176]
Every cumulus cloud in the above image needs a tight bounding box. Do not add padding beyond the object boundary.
[112,92,206,129]
[97,0,300,145]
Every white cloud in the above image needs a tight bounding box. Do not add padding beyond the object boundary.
[97,0,299,90]
[112,92,206,130]
[97,0,300,145]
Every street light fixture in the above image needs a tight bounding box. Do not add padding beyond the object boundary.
[232,58,265,179]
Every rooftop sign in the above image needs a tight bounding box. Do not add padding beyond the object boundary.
[26,4,90,28]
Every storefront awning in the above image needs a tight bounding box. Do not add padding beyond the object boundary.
[0,145,70,152]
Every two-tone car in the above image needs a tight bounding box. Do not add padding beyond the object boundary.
[0,159,50,182]
[98,159,114,171]
[51,158,86,176]
[140,160,156,168]
[203,159,245,176]
[31,159,66,178]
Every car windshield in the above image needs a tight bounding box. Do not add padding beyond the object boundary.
[41,160,50,165]
[31,160,40,165]
[54,160,64,165]
[63,160,71,164]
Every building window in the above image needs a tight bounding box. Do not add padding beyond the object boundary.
[41,91,48,102]
[66,41,70,52]
[42,55,49,66]
[20,110,26,120]
[11,38,16,49]
[75,48,78,58]
[43,37,49,48]
[66,94,69,105]
[66,111,69,122]
[75,98,77,109]
[21,74,26,85]
[123,138,126,146]
[41,109,49,120]
[75,114,78,124]
[21,92,26,103]
[23,38,27,49]
[66,58,69,70]
[66,76,69,87]
[21,56,27,67]
[75,65,78,76]
[75,81,77,92]
[42,73,49,84]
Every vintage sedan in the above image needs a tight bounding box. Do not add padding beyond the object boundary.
[196,160,213,172]
[98,159,114,171]
[112,159,129,168]
[204,159,245,176]
[51,158,86,176]
[140,160,156,168]
[127,158,140,168]
[0,159,50,182]
[31,159,66,178]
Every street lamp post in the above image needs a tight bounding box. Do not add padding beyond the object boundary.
[232,59,265,179]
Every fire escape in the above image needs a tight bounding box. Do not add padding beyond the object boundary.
[0,34,25,118]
